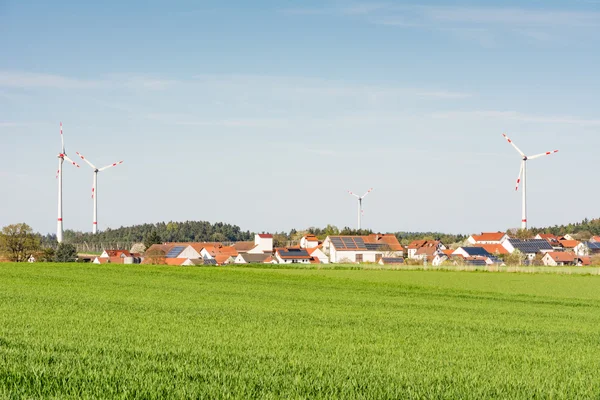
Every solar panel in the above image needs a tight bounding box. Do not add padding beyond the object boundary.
[465,259,486,266]
[587,242,600,250]
[509,239,553,253]
[203,259,217,265]
[279,248,310,258]
[166,246,185,258]
[331,237,345,249]
[463,247,491,257]
[342,237,357,249]
[365,243,382,251]
[354,238,366,247]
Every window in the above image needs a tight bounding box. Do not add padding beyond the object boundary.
[356,254,363,262]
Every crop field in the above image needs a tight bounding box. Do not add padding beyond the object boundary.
[1,263,600,398]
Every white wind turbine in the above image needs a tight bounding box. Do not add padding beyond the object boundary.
[75,152,123,234]
[56,123,80,243]
[502,133,558,230]
[348,188,373,230]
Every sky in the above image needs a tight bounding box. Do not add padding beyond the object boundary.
[1,0,599,236]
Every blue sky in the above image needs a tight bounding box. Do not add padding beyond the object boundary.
[1,0,599,236]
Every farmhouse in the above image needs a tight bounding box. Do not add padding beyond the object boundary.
[407,240,445,260]
[306,247,329,264]
[502,239,553,260]
[300,234,320,249]
[542,252,576,266]
[274,248,312,264]
[323,235,403,263]
[234,253,271,264]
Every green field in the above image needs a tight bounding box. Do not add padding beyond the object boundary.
[1,263,600,398]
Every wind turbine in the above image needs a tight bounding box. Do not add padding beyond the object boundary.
[56,123,80,243]
[75,152,123,234]
[348,188,373,230]
[502,133,558,230]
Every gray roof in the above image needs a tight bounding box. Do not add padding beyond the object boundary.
[381,257,404,264]
[240,253,270,263]
[508,239,553,253]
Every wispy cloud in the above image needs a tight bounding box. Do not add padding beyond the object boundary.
[284,3,600,43]
[432,110,600,126]
[0,71,178,90]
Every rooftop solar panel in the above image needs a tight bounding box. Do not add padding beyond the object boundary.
[463,247,491,257]
[508,239,553,253]
[587,242,600,250]
[166,246,185,258]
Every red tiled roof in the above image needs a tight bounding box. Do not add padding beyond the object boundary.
[165,258,187,266]
[537,233,557,240]
[591,236,600,243]
[559,240,580,249]
[545,252,575,262]
[258,234,273,239]
[214,254,231,265]
[263,256,274,263]
[104,249,132,257]
[364,234,403,251]
[304,235,319,242]
[471,232,506,242]
[578,256,592,266]
[408,240,428,249]
[415,247,438,257]
[232,241,257,252]
[442,249,454,256]
[474,243,509,255]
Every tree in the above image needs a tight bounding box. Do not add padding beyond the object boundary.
[513,229,533,240]
[143,230,162,250]
[505,250,524,266]
[55,243,78,262]
[0,223,40,262]
[130,242,146,254]
[39,247,56,262]
[145,248,166,265]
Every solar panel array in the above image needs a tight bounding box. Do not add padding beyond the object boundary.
[382,257,404,264]
[587,242,600,250]
[463,247,491,257]
[279,248,310,258]
[166,246,185,258]
[330,236,372,250]
[508,239,553,253]
[203,259,217,265]
[465,259,487,266]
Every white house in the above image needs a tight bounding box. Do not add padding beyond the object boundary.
[467,232,508,245]
[234,253,271,264]
[542,252,576,266]
[274,248,312,264]
[306,247,329,264]
[502,239,554,260]
[323,236,403,263]
[300,234,320,249]
[248,234,273,254]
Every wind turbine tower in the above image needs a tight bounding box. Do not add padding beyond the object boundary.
[502,133,558,230]
[76,152,123,234]
[56,123,80,243]
[348,188,373,230]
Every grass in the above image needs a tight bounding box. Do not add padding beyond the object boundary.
[1,263,600,399]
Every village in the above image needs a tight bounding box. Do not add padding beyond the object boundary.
[90,231,600,267]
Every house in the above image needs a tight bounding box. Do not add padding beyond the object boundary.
[214,254,234,265]
[231,234,274,254]
[407,240,446,260]
[453,247,492,259]
[378,257,404,266]
[300,234,320,249]
[585,242,600,255]
[364,234,404,256]
[502,239,554,260]
[542,252,576,266]
[306,247,329,264]
[576,256,592,266]
[274,248,312,264]
[323,235,403,263]
[558,240,587,256]
[234,253,271,264]
[200,245,238,260]
[467,232,508,245]
[94,249,142,264]
[473,243,509,255]
[591,236,600,243]
[430,253,448,266]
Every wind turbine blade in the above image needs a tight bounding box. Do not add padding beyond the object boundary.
[502,133,525,157]
[99,160,123,171]
[528,150,559,160]
[348,191,360,199]
[515,162,524,191]
[75,152,97,170]
[62,155,80,168]
[60,122,65,153]
[360,188,374,199]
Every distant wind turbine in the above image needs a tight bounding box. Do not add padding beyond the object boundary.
[348,188,373,230]
[75,152,123,234]
[502,133,558,230]
[56,123,80,243]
